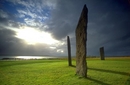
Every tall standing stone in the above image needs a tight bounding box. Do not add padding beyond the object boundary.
[100,47,105,60]
[67,36,72,66]
[75,4,88,77]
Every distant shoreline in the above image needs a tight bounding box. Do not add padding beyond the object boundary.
[0,56,130,60]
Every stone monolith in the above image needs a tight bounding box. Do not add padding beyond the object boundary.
[67,36,72,66]
[100,47,105,60]
[75,4,88,77]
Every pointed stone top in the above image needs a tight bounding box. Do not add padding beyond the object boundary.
[84,4,86,8]
[83,4,88,12]
[76,4,88,33]
[77,4,88,25]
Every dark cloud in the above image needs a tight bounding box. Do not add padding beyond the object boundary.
[46,0,86,40]
[45,0,130,56]
[0,28,22,55]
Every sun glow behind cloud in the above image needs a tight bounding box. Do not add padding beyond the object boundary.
[14,27,59,45]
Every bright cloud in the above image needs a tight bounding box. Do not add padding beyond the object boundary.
[57,49,64,53]
[14,26,59,45]
[49,46,56,49]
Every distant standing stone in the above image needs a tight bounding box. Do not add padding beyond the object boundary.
[67,36,72,66]
[100,47,105,60]
[75,4,88,77]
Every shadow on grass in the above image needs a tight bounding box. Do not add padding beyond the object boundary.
[86,77,110,85]
[73,65,110,84]
[70,65,76,67]
[88,67,130,76]
[125,76,130,85]
[73,66,129,84]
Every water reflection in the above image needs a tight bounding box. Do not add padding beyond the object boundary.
[0,56,59,60]
[16,56,43,59]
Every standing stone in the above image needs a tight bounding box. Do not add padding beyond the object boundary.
[100,47,105,60]
[67,36,72,66]
[75,4,88,77]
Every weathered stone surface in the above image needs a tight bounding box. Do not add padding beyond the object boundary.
[100,47,105,60]
[67,36,72,66]
[75,4,88,77]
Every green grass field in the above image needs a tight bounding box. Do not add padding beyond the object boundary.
[0,57,130,85]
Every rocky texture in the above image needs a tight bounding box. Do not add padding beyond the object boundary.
[75,4,88,77]
[67,36,72,66]
[100,47,105,60]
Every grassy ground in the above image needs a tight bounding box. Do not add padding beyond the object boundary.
[0,57,130,85]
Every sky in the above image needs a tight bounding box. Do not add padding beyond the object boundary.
[0,0,130,57]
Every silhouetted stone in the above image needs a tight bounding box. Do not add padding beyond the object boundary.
[100,47,105,60]
[75,4,88,77]
[67,36,72,66]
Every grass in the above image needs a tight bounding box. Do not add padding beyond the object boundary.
[0,57,130,85]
